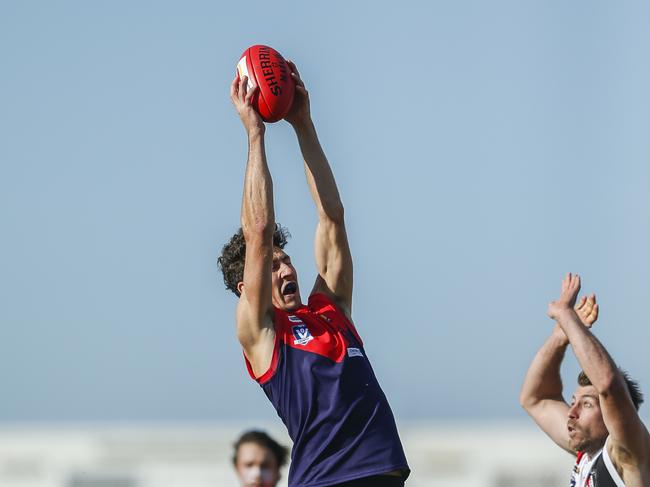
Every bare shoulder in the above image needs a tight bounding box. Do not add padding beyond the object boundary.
[236,294,276,377]
[608,425,650,484]
[311,275,353,320]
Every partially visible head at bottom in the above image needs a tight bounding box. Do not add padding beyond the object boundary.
[232,430,289,487]
[218,224,303,312]
[567,369,644,454]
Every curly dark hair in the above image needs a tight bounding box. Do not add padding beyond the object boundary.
[578,369,644,411]
[218,224,290,296]
[232,430,289,468]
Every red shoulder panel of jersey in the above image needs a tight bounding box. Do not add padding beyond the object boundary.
[308,293,364,346]
[243,327,282,385]
[243,293,364,385]
[279,295,347,363]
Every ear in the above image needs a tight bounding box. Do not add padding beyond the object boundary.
[236,281,244,296]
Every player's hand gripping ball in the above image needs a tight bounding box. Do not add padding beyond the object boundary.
[236,45,295,123]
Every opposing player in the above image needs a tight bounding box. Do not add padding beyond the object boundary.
[520,273,650,486]
[218,62,410,487]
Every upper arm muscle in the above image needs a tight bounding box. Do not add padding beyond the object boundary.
[526,399,574,454]
[312,217,353,312]
[600,379,650,465]
[236,233,276,374]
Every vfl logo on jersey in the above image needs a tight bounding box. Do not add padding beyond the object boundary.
[292,322,314,346]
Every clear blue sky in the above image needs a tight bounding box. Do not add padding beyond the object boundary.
[1,0,649,423]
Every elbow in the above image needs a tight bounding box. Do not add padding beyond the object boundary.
[241,220,275,242]
[519,392,534,412]
[519,386,542,412]
[519,394,527,410]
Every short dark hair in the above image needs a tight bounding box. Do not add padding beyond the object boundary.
[217,224,290,296]
[232,430,289,467]
[578,369,644,411]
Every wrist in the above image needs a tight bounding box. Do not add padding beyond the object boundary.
[291,118,315,135]
[551,325,570,347]
[247,127,265,141]
[554,306,575,318]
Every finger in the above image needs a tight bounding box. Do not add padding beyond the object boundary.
[244,84,258,105]
[291,71,305,88]
[287,59,300,78]
[569,273,579,292]
[591,302,599,316]
[239,75,248,101]
[575,296,587,311]
[562,273,570,291]
[287,60,305,87]
[588,303,599,323]
[230,76,239,99]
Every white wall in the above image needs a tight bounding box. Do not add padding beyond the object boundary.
[0,421,621,487]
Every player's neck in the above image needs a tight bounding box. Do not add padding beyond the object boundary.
[583,440,606,459]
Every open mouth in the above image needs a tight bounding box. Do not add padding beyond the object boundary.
[282,281,297,296]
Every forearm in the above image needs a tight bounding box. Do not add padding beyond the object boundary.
[555,309,619,392]
[293,121,344,221]
[520,327,570,409]
[241,131,275,235]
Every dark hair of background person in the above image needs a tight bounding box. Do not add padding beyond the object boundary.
[232,430,289,467]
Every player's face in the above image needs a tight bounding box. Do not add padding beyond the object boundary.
[235,442,280,487]
[567,385,608,454]
[271,249,302,311]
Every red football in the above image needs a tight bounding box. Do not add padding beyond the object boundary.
[236,45,295,123]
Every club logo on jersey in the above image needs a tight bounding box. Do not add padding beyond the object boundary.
[587,472,595,486]
[292,323,314,346]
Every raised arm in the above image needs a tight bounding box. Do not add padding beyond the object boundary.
[549,274,650,474]
[285,61,353,316]
[520,295,599,454]
[231,75,276,376]
[520,325,573,452]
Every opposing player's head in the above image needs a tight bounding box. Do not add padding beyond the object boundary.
[567,369,644,454]
[218,224,303,311]
[232,430,288,487]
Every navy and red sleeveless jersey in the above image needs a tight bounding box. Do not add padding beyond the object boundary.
[244,293,410,487]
